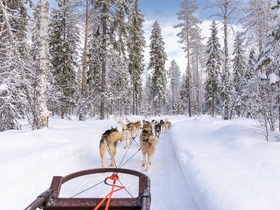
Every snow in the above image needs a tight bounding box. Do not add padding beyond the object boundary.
[0,83,8,92]
[1,115,280,210]
[269,73,280,84]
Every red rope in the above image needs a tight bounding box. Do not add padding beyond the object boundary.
[94,173,125,210]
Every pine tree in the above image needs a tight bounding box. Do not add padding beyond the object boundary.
[127,0,146,115]
[241,49,256,118]
[179,72,188,114]
[148,21,168,115]
[245,49,256,81]
[204,21,222,117]
[175,0,202,117]
[230,32,247,118]
[49,0,80,119]
[169,60,181,115]
[143,72,153,116]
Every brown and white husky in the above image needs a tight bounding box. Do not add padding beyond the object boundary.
[140,124,159,172]
[117,120,135,149]
[99,127,123,167]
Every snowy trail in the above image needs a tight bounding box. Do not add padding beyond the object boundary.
[58,122,199,210]
[147,131,199,210]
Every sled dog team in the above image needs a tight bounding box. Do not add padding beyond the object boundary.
[99,118,171,172]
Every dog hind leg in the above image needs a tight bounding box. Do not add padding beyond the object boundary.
[99,145,106,168]
[109,145,116,167]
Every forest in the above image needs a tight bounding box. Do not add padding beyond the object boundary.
[0,0,280,137]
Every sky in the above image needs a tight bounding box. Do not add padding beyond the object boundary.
[2,115,280,210]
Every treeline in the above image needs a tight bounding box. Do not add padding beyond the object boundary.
[0,0,280,137]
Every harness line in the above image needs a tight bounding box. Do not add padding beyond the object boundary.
[119,148,141,168]
[70,180,104,198]
[118,136,135,167]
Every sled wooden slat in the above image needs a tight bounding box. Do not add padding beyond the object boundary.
[25,168,151,210]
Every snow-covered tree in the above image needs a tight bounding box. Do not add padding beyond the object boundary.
[94,0,131,119]
[0,0,32,131]
[246,49,257,81]
[143,71,153,116]
[230,31,247,118]
[49,0,80,119]
[175,0,202,117]
[168,60,181,115]
[241,0,274,53]
[86,2,101,118]
[204,21,222,117]
[127,0,146,115]
[254,1,280,131]
[207,0,240,120]
[191,29,205,115]
[240,49,257,118]
[148,21,168,115]
[179,72,189,114]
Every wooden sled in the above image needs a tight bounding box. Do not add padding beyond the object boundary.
[25,168,151,210]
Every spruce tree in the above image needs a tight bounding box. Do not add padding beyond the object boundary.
[230,32,247,118]
[49,0,80,119]
[169,60,181,115]
[204,21,222,117]
[241,49,256,118]
[179,73,188,115]
[148,21,167,115]
[127,0,146,115]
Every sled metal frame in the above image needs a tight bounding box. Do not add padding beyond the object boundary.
[25,168,151,210]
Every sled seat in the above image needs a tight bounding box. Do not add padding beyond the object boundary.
[25,168,151,210]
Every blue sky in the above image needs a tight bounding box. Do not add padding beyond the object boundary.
[139,0,182,19]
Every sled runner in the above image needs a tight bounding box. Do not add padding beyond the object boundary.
[25,168,151,210]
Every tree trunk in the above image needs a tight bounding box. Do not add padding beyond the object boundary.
[38,0,50,128]
[79,0,89,121]
[196,52,200,114]
[187,27,192,117]
[81,0,89,97]
[132,76,136,115]
[100,5,107,120]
